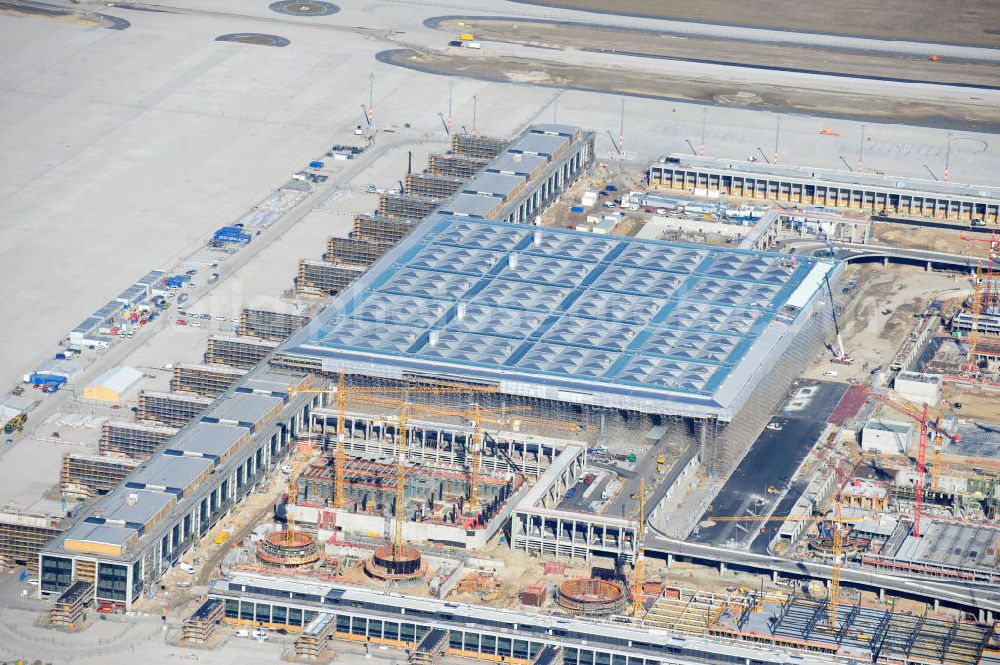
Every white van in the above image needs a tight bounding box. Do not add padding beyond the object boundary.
[179,563,196,574]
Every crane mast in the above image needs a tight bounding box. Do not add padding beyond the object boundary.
[393,404,409,558]
[631,479,645,618]
[335,372,347,508]
[468,403,483,511]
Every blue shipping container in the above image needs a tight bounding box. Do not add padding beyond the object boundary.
[214,226,251,244]
[309,161,324,169]
[570,206,585,213]
[29,373,67,386]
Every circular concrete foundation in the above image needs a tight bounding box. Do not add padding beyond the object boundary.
[256,529,321,567]
[557,578,627,617]
[365,544,425,582]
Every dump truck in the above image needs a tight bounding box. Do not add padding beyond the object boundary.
[3,412,27,435]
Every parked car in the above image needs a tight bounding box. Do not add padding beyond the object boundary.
[175,319,187,326]
[179,563,196,574]
[200,313,211,320]
[766,422,783,431]
[190,321,201,327]
[215,314,227,321]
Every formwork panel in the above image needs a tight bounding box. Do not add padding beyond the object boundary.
[405,173,465,199]
[205,335,279,369]
[240,309,311,341]
[138,391,213,427]
[351,214,418,244]
[378,193,441,220]
[324,237,394,267]
[61,453,140,496]
[452,134,508,160]
[296,260,367,297]
[171,363,248,397]
[99,420,179,459]
[429,154,489,179]
[0,514,62,571]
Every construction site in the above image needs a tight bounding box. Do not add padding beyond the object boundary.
[5,123,999,665]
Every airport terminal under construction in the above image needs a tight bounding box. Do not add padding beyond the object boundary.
[9,123,1000,665]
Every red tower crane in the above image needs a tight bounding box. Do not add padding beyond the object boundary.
[864,389,960,537]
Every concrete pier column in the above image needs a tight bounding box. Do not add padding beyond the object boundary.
[933,598,940,612]
[666,553,673,569]
[926,261,932,271]
[883,257,889,267]
[878,588,885,603]
[719,562,727,575]
[979,609,985,623]
[771,570,778,584]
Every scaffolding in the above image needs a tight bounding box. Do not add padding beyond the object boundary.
[405,173,465,199]
[429,154,489,179]
[295,613,336,659]
[182,599,224,643]
[61,453,140,497]
[296,260,367,297]
[205,334,279,369]
[49,580,92,627]
[351,214,419,244]
[297,453,511,523]
[324,237,393,267]
[0,511,62,571]
[99,420,179,459]
[240,308,311,341]
[171,362,248,397]
[451,134,508,160]
[378,193,442,220]
[137,390,213,427]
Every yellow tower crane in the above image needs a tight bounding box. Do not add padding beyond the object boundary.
[348,394,536,510]
[288,376,502,509]
[706,513,880,627]
[631,478,646,618]
[964,261,984,376]
[353,398,533,562]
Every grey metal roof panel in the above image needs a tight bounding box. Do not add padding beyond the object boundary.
[529,123,578,137]
[665,153,1000,200]
[72,316,106,334]
[488,152,548,177]
[62,522,136,548]
[135,269,167,287]
[129,454,212,493]
[462,172,525,198]
[100,489,175,526]
[241,370,306,395]
[440,193,502,218]
[508,131,570,157]
[167,421,247,459]
[117,284,147,300]
[203,393,282,427]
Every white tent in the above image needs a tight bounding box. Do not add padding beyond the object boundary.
[83,366,143,402]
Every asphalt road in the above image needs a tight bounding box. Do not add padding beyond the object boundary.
[690,380,846,548]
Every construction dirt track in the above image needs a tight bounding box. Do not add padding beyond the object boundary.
[507,0,1000,48]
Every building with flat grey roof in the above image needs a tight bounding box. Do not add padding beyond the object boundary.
[649,154,1000,222]
[273,126,836,476]
[38,367,319,610]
